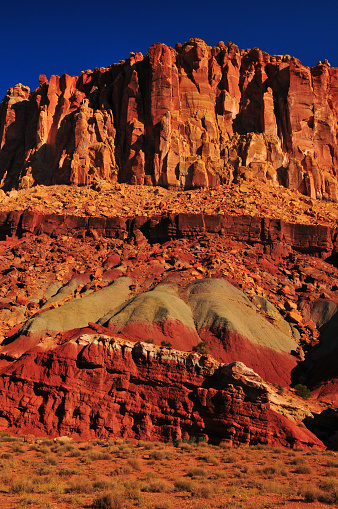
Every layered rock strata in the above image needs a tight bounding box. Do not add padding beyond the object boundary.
[0,39,337,200]
[0,210,336,259]
[0,334,323,448]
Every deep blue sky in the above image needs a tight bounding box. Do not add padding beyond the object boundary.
[1,0,337,100]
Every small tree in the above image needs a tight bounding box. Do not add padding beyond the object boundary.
[160,340,172,348]
[192,341,212,355]
[294,383,311,400]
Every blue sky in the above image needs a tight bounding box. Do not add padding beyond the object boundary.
[0,0,337,100]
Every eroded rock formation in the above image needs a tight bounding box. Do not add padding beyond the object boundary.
[0,334,324,448]
[0,39,337,199]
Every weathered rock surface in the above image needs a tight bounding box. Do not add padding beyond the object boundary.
[0,181,338,445]
[19,276,132,334]
[0,334,324,448]
[0,39,337,200]
[3,276,296,386]
[0,209,337,260]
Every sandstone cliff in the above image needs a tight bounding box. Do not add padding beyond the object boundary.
[0,39,337,200]
[0,334,324,448]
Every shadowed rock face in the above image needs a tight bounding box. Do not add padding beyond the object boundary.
[0,334,324,449]
[0,39,338,199]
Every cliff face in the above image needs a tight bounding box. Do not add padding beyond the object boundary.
[0,334,323,448]
[1,38,338,199]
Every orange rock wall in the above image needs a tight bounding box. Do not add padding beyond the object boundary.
[0,39,338,199]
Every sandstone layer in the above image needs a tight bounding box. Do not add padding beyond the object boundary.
[0,333,323,449]
[0,39,338,201]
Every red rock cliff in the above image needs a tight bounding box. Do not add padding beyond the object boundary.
[0,39,337,199]
[0,334,324,448]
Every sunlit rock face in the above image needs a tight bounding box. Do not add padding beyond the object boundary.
[0,39,337,199]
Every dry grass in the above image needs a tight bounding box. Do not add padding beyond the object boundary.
[0,434,336,508]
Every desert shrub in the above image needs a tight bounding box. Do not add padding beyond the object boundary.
[294,384,311,399]
[91,491,124,509]
[325,459,338,468]
[88,451,111,461]
[93,479,116,491]
[118,464,132,475]
[79,442,93,451]
[174,479,192,492]
[183,436,196,443]
[123,479,142,501]
[318,490,338,504]
[192,342,212,355]
[319,477,338,492]
[294,464,311,474]
[35,465,53,476]
[149,449,171,460]
[223,452,237,463]
[143,472,157,482]
[11,443,24,453]
[38,445,51,455]
[0,433,16,442]
[152,501,173,509]
[277,384,284,395]
[261,461,288,477]
[69,448,81,457]
[179,442,193,452]
[250,444,269,451]
[30,477,61,495]
[127,457,142,470]
[160,341,172,348]
[290,455,306,466]
[18,495,47,507]
[58,467,78,478]
[197,438,208,447]
[191,483,212,499]
[137,440,154,450]
[302,487,318,503]
[325,469,337,478]
[117,445,133,457]
[65,476,93,493]
[142,480,172,493]
[238,465,255,477]
[1,452,12,459]
[202,453,219,465]
[187,466,207,478]
[91,439,107,446]
[44,455,57,465]
[9,477,34,494]
[213,469,227,479]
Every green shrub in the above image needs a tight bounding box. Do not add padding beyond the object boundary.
[192,342,212,355]
[160,341,172,348]
[294,384,311,399]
